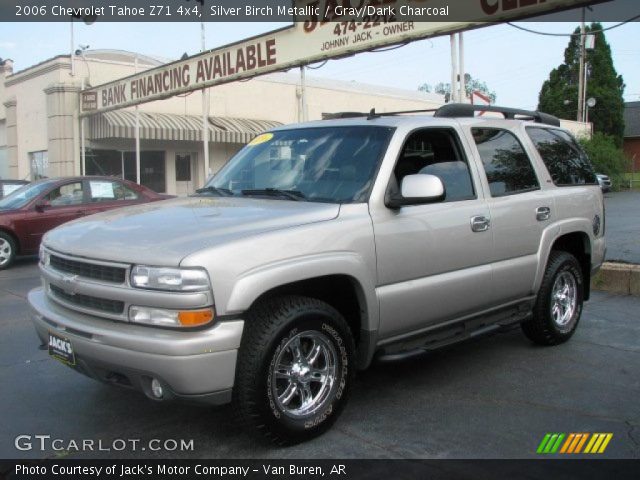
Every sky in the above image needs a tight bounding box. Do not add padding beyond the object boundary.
[1,19,638,112]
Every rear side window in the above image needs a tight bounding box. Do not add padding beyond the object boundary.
[471,128,539,197]
[89,180,140,202]
[526,127,598,186]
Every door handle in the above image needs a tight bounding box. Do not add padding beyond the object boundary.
[470,215,491,232]
[536,206,551,221]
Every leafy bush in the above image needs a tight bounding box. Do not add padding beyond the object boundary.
[579,133,631,190]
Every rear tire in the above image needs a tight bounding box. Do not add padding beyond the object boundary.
[0,232,16,270]
[522,251,584,346]
[234,295,355,445]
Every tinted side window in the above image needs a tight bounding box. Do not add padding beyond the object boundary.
[472,128,539,197]
[394,128,475,202]
[526,127,597,186]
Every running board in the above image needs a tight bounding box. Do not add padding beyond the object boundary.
[376,300,532,362]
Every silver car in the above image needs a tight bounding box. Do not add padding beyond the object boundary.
[597,173,612,193]
[30,105,605,444]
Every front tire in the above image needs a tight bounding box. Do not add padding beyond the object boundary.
[522,251,584,345]
[234,295,355,445]
[0,232,16,270]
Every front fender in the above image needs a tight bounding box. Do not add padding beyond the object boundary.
[225,251,379,333]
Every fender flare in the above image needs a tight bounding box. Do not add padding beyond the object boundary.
[533,219,593,294]
[225,251,379,331]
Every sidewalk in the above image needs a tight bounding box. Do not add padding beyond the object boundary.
[593,262,640,296]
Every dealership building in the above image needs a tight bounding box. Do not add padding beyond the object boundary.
[0,50,590,195]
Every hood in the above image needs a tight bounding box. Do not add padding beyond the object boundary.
[44,196,340,265]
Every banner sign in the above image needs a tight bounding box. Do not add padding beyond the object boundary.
[80,0,599,115]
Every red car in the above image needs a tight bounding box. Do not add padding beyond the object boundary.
[0,176,171,270]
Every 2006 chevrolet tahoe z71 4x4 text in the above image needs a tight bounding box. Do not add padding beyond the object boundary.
[29,104,605,444]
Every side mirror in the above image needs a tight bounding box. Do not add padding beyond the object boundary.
[386,174,445,209]
[35,200,51,212]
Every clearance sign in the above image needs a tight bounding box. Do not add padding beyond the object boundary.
[81,0,597,115]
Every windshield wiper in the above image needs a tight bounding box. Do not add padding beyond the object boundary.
[241,188,306,201]
[194,186,234,197]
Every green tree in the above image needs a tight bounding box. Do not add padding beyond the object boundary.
[579,133,630,189]
[419,74,497,103]
[538,22,625,146]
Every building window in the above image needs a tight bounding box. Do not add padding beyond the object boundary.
[176,154,192,182]
[29,150,49,180]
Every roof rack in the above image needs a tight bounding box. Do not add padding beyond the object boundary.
[434,104,561,127]
[323,104,561,127]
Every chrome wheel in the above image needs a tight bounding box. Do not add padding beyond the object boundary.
[0,238,12,267]
[272,330,338,418]
[550,271,577,327]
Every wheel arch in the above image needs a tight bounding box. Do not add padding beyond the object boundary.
[228,260,378,370]
[538,229,592,301]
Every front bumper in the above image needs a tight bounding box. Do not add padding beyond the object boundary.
[28,288,244,405]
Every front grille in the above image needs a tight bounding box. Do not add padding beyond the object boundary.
[50,285,125,315]
[50,255,126,283]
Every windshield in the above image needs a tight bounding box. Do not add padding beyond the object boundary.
[202,126,394,203]
[0,182,50,210]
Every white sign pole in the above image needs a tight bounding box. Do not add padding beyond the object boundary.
[201,21,210,183]
[301,66,308,122]
[450,33,458,103]
[80,77,86,176]
[134,55,141,185]
[459,32,466,103]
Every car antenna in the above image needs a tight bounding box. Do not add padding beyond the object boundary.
[367,108,379,120]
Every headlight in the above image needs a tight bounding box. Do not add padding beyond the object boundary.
[129,306,214,327]
[130,266,210,292]
[39,245,50,266]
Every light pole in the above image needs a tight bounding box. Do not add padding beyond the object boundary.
[586,97,596,127]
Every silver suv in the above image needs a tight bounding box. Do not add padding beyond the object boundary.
[30,105,605,444]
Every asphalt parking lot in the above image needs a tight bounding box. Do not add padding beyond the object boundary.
[604,190,640,264]
[1,257,639,460]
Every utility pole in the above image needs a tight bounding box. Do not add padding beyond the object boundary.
[577,8,586,123]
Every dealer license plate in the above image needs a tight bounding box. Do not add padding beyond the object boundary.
[48,332,76,366]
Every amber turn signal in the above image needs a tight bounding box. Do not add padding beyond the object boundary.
[178,308,214,326]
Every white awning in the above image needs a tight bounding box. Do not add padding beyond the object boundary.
[89,110,282,144]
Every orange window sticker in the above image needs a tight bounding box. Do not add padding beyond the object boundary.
[248,133,274,146]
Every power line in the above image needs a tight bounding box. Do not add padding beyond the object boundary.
[506,15,640,36]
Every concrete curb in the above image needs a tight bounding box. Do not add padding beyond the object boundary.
[591,262,640,296]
